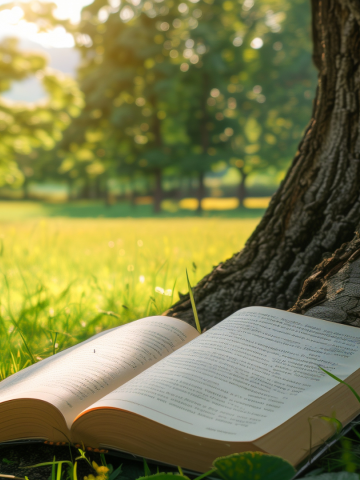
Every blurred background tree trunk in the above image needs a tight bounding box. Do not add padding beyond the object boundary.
[237,168,247,208]
[153,168,163,214]
[197,172,205,214]
[165,0,360,330]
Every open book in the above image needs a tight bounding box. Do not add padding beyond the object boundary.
[1,306,360,473]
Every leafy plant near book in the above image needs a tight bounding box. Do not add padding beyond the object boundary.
[23,448,298,480]
[24,448,123,480]
[19,447,360,480]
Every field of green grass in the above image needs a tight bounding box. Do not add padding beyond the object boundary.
[1,203,359,479]
[0,202,261,380]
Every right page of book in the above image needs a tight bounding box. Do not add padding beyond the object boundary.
[81,307,360,441]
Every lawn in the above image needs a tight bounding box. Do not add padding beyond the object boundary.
[0,202,261,380]
[0,204,358,479]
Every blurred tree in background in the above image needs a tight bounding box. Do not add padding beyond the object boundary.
[0,24,84,189]
[0,0,317,211]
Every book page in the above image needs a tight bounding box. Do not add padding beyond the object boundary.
[83,307,360,441]
[0,316,198,427]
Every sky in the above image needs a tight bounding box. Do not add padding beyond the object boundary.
[0,0,93,47]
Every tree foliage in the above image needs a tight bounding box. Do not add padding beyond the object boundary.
[0,33,84,187]
[0,0,316,205]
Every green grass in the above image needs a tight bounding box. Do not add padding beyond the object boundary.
[0,200,266,220]
[0,203,358,479]
[0,208,260,379]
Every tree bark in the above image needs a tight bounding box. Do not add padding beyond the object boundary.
[165,0,360,330]
[152,101,164,214]
[290,227,360,326]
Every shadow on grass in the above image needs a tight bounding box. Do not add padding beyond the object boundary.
[0,200,266,220]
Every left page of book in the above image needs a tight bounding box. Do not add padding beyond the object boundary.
[0,316,198,427]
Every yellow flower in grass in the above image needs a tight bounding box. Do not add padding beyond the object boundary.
[96,466,110,474]
[84,462,110,480]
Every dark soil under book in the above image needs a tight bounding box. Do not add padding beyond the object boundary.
[0,443,165,480]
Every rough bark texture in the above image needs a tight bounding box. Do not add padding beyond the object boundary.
[165,0,360,330]
[290,228,360,323]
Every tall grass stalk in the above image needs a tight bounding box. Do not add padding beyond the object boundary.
[186,269,201,334]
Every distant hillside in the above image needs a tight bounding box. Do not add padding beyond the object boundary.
[1,37,80,102]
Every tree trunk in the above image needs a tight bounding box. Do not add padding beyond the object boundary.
[22,176,30,200]
[94,175,103,200]
[81,177,92,199]
[290,227,360,326]
[104,177,112,206]
[150,97,164,214]
[237,169,247,208]
[165,0,360,331]
[154,168,162,214]
[197,172,205,213]
[67,178,75,201]
[130,177,136,208]
[197,73,210,214]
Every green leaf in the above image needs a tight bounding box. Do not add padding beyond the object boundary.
[319,367,360,403]
[318,415,343,434]
[303,473,360,479]
[56,458,63,480]
[52,455,56,480]
[213,452,295,480]
[352,426,360,440]
[109,464,123,480]
[143,458,152,476]
[24,460,73,469]
[193,468,217,480]
[73,461,78,480]
[303,468,325,477]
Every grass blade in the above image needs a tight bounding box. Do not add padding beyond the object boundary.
[52,456,56,480]
[24,461,73,469]
[193,468,218,480]
[319,415,343,434]
[56,461,62,480]
[109,464,122,480]
[143,459,151,476]
[320,367,360,403]
[186,269,201,334]
[73,461,78,480]
[10,318,36,365]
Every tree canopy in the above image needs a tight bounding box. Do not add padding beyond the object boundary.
[0,28,84,188]
[0,0,316,208]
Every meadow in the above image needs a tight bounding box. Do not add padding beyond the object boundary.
[0,202,261,380]
[1,203,359,479]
